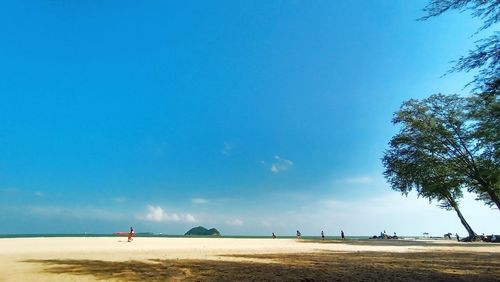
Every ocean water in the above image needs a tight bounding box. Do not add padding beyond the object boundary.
[0,233,371,240]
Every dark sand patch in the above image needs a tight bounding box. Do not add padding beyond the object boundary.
[302,239,497,248]
[25,251,500,281]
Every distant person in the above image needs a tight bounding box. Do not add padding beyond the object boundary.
[272,232,276,239]
[296,230,302,240]
[128,227,135,242]
[341,230,345,240]
[321,231,325,240]
[455,233,460,242]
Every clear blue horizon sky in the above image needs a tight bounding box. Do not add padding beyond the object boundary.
[0,1,498,236]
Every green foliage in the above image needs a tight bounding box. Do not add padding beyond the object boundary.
[468,89,500,163]
[420,0,499,31]
[467,90,500,205]
[451,33,499,91]
[383,94,468,210]
[386,1,500,236]
[383,93,500,210]
[420,0,499,91]
[184,226,221,236]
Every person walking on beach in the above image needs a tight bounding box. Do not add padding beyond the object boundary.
[128,227,135,242]
[296,230,302,240]
[321,231,325,240]
[455,233,460,242]
[272,232,276,239]
[341,230,345,240]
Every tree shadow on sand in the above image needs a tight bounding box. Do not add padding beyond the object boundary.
[25,251,500,281]
[303,239,495,248]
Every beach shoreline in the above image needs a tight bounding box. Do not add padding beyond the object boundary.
[1,237,499,281]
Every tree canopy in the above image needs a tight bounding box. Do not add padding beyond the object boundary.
[383,0,499,239]
[383,93,500,236]
[382,94,480,237]
[420,0,499,91]
[467,90,500,206]
[420,0,499,31]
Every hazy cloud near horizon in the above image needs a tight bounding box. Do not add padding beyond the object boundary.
[191,198,210,205]
[140,205,197,223]
[0,191,497,235]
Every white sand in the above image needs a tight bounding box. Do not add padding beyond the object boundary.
[0,237,498,281]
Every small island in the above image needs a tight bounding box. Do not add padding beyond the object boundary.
[184,226,221,236]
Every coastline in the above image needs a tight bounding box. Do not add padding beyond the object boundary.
[1,237,499,281]
[0,233,373,239]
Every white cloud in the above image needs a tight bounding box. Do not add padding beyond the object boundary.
[328,174,389,189]
[261,220,272,227]
[226,218,243,226]
[144,206,167,222]
[0,187,19,194]
[30,206,64,216]
[142,205,197,223]
[184,214,197,222]
[112,197,127,203]
[192,198,209,205]
[27,205,126,221]
[221,142,233,155]
[270,155,293,174]
[342,176,374,184]
[321,199,353,210]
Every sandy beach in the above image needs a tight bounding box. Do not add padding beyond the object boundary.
[1,237,499,281]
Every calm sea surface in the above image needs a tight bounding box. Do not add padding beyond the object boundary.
[0,234,372,240]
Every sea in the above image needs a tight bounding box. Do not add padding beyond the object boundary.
[0,233,372,240]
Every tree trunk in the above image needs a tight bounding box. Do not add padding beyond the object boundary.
[447,196,476,238]
[487,190,500,211]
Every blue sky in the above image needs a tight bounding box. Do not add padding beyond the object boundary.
[0,1,498,236]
